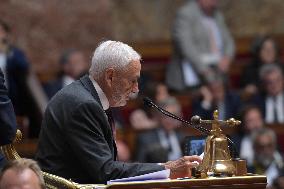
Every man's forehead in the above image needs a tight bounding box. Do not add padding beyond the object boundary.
[128,59,141,68]
[0,169,42,188]
[121,60,141,73]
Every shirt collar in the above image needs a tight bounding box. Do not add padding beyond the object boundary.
[62,75,74,87]
[268,92,283,101]
[89,75,109,110]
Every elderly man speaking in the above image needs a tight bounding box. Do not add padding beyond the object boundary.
[36,40,201,184]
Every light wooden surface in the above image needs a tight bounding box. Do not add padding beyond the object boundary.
[106,175,267,189]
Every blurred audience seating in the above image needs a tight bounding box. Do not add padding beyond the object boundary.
[13,123,284,162]
[132,36,284,87]
[15,36,284,160]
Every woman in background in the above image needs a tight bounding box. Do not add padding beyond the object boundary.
[240,35,283,98]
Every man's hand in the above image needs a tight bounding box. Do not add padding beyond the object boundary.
[163,156,202,179]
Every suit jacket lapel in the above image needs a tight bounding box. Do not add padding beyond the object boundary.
[79,74,117,160]
[79,75,103,109]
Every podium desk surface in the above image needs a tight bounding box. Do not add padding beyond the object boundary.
[105,175,267,189]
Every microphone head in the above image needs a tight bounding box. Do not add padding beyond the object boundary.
[191,115,201,125]
[143,97,154,108]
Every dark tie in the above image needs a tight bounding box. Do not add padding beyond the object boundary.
[273,97,279,123]
[105,108,117,160]
[165,132,172,153]
[105,108,116,140]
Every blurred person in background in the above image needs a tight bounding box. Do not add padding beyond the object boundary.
[167,0,234,91]
[252,64,284,124]
[270,169,284,189]
[130,82,171,130]
[249,128,284,187]
[192,71,240,120]
[232,105,264,166]
[240,35,283,99]
[135,97,184,163]
[0,68,17,169]
[116,139,131,162]
[0,158,45,189]
[0,19,42,138]
[43,49,89,99]
[114,121,133,163]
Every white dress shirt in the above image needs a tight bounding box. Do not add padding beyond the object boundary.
[62,75,75,87]
[89,75,109,110]
[240,135,254,166]
[0,53,8,87]
[265,93,284,123]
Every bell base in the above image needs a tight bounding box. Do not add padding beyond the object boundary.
[194,160,236,178]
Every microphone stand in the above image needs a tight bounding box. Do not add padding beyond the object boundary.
[143,97,239,158]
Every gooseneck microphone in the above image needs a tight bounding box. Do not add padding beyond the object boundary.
[143,97,239,158]
[143,97,210,135]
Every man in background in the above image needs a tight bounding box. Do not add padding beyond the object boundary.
[192,72,240,120]
[167,0,234,91]
[249,128,283,187]
[252,64,284,124]
[0,68,17,169]
[43,49,89,99]
[136,97,184,163]
[232,105,264,166]
[0,158,45,189]
[0,19,42,137]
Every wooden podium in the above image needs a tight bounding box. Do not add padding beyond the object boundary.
[105,175,267,189]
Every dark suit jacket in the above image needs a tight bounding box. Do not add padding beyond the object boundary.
[251,93,266,119]
[0,69,17,145]
[0,68,17,168]
[6,46,42,137]
[36,75,164,184]
[6,47,29,114]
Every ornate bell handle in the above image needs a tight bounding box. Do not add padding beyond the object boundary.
[191,110,241,128]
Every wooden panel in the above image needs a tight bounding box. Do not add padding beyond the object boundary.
[106,175,267,189]
[133,35,284,60]
[14,139,38,158]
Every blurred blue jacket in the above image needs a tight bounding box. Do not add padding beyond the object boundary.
[0,68,17,168]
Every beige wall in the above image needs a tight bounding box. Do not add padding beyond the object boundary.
[1,0,112,80]
[220,0,284,37]
[1,0,284,80]
[113,0,284,41]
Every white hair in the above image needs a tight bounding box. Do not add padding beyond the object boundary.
[259,64,283,81]
[89,40,141,79]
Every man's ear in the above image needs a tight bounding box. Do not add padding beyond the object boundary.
[105,68,115,87]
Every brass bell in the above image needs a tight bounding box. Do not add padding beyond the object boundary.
[192,110,241,177]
